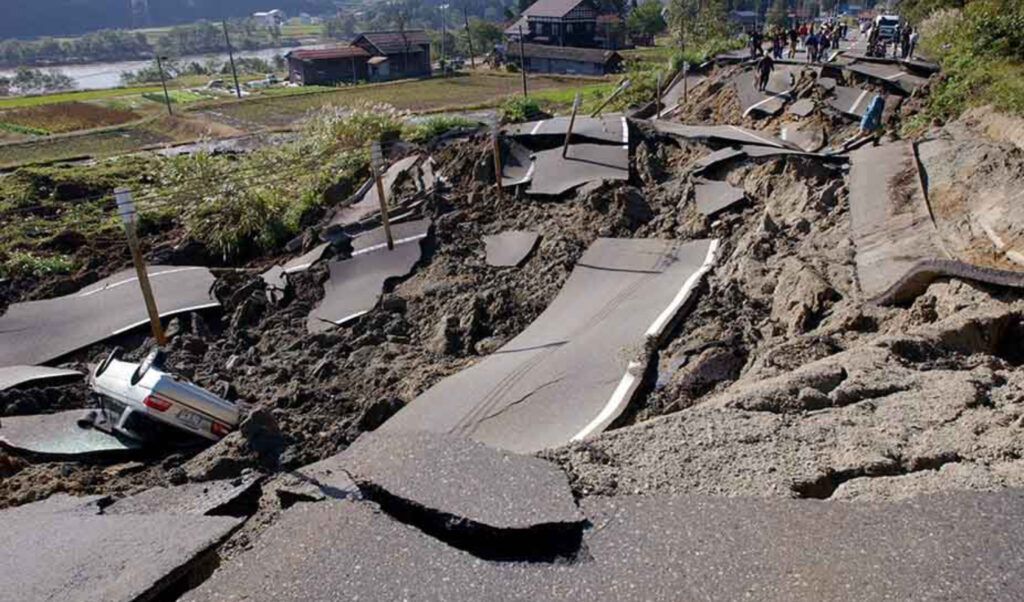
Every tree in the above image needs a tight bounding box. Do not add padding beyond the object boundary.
[766,0,788,28]
[666,0,734,57]
[626,0,668,38]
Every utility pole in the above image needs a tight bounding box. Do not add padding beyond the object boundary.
[440,4,448,76]
[518,25,528,97]
[223,20,242,99]
[115,188,167,346]
[562,92,581,158]
[463,6,476,70]
[155,55,173,116]
[370,141,395,251]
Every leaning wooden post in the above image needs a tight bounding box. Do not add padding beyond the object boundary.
[683,61,690,105]
[115,187,167,346]
[590,78,631,117]
[370,140,395,251]
[562,92,582,158]
[491,118,503,199]
[655,71,663,119]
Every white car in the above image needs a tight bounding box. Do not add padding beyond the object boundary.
[89,348,239,443]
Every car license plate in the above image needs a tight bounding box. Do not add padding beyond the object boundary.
[177,408,204,429]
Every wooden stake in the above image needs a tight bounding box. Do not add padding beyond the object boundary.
[655,71,663,119]
[518,25,528,97]
[590,78,631,118]
[115,188,167,346]
[491,120,503,199]
[370,141,395,251]
[562,92,581,158]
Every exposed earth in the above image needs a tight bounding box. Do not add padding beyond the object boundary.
[3,48,1024,600]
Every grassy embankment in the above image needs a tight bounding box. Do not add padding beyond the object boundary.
[903,0,1024,132]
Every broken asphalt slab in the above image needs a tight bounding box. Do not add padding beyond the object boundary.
[788,97,815,118]
[352,218,431,255]
[381,237,719,453]
[0,494,240,602]
[526,143,629,196]
[846,61,929,95]
[0,266,219,368]
[692,147,747,176]
[850,142,1024,304]
[505,114,628,146]
[734,68,799,118]
[0,365,82,391]
[484,230,540,267]
[694,180,746,217]
[0,410,141,458]
[326,154,421,230]
[651,119,798,150]
[780,121,826,152]
[104,473,261,516]
[501,138,535,187]
[184,489,1024,601]
[261,243,331,290]
[829,84,874,118]
[339,430,582,559]
[306,236,423,332]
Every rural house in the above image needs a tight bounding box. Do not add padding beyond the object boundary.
[504,0,604,48]
[512,43,622,75]
[286,30,432,86]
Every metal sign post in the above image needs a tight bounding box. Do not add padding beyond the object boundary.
[115,187,167,346]
[562,92,581,158]
[370,141,395,251]
[155,55,173,116]
[491,118,503,199]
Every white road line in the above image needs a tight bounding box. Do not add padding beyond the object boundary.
[332,310,370,326]
[884,72,904,81]
[571,362,640,442]
[529,120,545,136]
[781,127,789,141]
[620,116,628,145]
[728,124,782,148]
[571,239,721,443]
[850,89,869,115]
[645,239,720,338]
[742,91,790,118]
[77,267,206,297]
[504,161,536,187]
[351,233,428,256]
[109,302,222,336]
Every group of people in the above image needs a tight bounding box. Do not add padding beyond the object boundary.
[748,20,849,65]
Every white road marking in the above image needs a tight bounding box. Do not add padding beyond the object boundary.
[571,239,721,443]
[742,91,790,118]
[529,120,545,136]
[77,267,207,297]
[850,89,870,115]
[109,302,222,336]
[351,233,429,256]
[727,124,782,148]
[620,116,628,145]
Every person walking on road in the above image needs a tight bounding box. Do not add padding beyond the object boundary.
[749,29,763,58]
[805,31,819,63]
[757,53,775,92]
[788,27,799,58]
[840,94,886,151]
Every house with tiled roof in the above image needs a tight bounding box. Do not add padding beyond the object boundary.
[286,30,431,86]
[505,0,604,48]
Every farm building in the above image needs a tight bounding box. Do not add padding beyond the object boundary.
[513,43,622,75]
[505,0,604,48]
[286,30,432,86]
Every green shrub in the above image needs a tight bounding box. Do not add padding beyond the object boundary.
[406,116,477,143]
[0,122,49,135]
[500,96,540,123]
[2,251,75,279]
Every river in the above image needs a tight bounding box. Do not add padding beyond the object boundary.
[0,45,324,91]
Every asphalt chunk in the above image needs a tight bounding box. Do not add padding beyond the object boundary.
[484,230,540,267]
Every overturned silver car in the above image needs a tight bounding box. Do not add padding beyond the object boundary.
[89,348,239,443]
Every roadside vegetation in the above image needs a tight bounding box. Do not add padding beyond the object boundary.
[907,0,1024,125]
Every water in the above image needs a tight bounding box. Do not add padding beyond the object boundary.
[0,45,323,91]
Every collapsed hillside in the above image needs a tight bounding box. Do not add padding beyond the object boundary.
[3,60,1024,516]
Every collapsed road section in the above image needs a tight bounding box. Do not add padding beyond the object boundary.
[849,142,1024,304]
[0,266,219,367]
[381,237,718,453]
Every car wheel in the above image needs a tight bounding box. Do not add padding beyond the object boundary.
[131,348,164,385]
[94,347,122,378]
